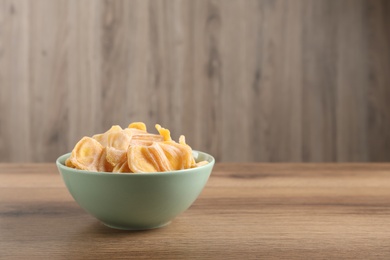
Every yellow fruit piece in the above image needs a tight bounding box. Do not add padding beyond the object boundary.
[158,143,183,170]
[108,130,132,150]
[106,148,127,167]
[155,124,172,141]
[164,141,194,169]
[69,137,105,171]
[105,130,132,167]
[112,158,132,173]
[195,161,208,167]
[65,158,75,168]
[128,122,147,132]
[179,135,186,145]
[129,133,164,146]
[148,143,173,171]
[178,135,196,167]
[97,148,114,172]
[127,141,195,173]
[92,125,122,146]
[124,127,164,146]
[127,145,160,173]
[124,128,148,136]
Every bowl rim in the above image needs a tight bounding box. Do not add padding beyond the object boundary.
[56,150,215,176]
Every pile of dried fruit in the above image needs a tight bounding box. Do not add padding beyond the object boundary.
[65,122,207,173]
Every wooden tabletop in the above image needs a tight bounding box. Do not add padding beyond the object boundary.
[1,163,390,259]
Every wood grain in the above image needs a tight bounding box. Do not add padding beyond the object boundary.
[302,0,339,161]
[365,0,390,162]
[2,163,390,259]
[0,0,30,162]
[0,0,390,162]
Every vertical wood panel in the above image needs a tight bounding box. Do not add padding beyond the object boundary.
[278,0,303,162]
[246,0,268,162]
[124,0,150,127]
[250,0,304,162]
[366,0,390,161]
[28,0,70,161]
[0,0,390,162]
[302,0,338,162]
[67,1,102,146]
[0,0,29,161]
[219,1,250,161]
[336,0,368,161]
[194,0,224,161]
[145,0,181,134]
[100,0,133,129]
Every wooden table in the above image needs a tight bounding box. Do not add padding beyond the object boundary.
[1,163,390,259]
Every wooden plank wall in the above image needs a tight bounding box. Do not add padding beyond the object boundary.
[0,0,389,162]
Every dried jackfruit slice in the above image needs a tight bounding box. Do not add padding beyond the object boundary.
[179,135,186,145]
[194,161,208,167]
[69,137,105,171]
[124,127,164,146]
[112,158,132,173]
[65,158,75,168]
[106,127,164,168]
[97,148,114,172]
[161,141,194,169]
[105,130,132,167]
[128,122,147,132]
[106,149,127,167]
[148,142,173,171]
[155,124,172,141]
[127,141,195,173]
[129,133,164,146]
[127,144,160,173]
[123,128,148,136]
[108,130,132,150]
[179,135,197,167]
[157,142,184,170]
[92,125,122,146]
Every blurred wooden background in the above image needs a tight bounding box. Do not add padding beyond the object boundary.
[0,0,389,162]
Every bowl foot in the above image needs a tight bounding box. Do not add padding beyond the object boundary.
[102,221,171,231]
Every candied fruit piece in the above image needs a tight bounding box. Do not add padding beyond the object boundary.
[128,122,147,132]
[195,161,208,167]
[65,158,75,168]
[112,159,132,173]
[155,124,172,141]
[124,127,164,146]
[97,148,114,172]
[92,125,122,146]
[127,141,195,173]
[156,142,183,170]
[127,144,160,173]
[106,130,132,167]
[163,141,194,169]
[178,135,196,167]
[124,128,148,136]
[129,133,164,146]
[68,137,105,171]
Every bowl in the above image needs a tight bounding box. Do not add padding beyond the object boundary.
[56,150,214,230]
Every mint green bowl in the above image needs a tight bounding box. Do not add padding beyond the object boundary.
[56,151,214,230]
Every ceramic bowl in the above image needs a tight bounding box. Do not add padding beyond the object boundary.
[56,151,214,230]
